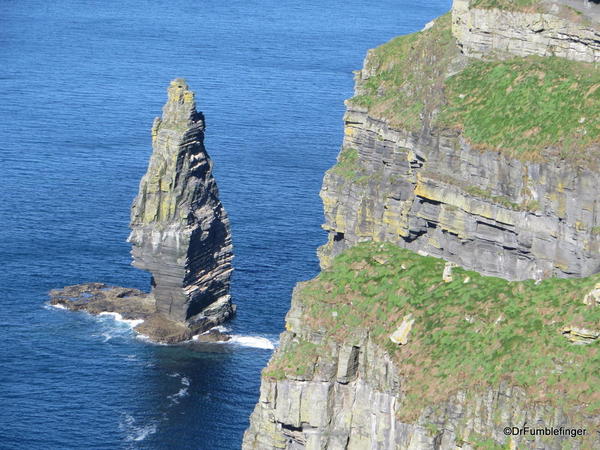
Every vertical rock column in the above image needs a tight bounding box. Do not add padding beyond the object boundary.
[129,79,234,330]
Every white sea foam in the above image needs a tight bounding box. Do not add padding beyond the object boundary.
[192,325,276,349]
[119,413,157,442]
[167,387,189,405]
[192,325,232,341]
[90,313,144,343]
[45,303,67,310]
[98,311,144,328]
[228,335,276,350]
[192,332,276,349]
[166,375,190,405]
[134,333,168,345]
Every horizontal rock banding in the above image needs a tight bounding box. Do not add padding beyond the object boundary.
[129,79,234,326]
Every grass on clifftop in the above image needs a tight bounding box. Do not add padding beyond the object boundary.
[271,242,600,421]
[440,57,600,160]
[346,10,599,163]
[349,13,459,132]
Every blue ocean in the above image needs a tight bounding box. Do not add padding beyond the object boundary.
[0,1,450,448]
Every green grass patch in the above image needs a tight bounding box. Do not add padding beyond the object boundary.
[328,147,368,183]
[264,338,322,380]
[283,241,600,420]
[439,57,600,160]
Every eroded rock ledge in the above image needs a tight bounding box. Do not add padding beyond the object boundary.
[50,79,234,343]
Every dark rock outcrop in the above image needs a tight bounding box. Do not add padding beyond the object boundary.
[50,283,154,319]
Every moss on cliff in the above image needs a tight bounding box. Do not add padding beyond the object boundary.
[263,339,322,380]
[271,241,600,420]
[329,147,368,183]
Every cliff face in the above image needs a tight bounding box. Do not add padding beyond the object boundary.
[129,79,234,327]
[319,105,600,280]
[244,244,600,449]
[452,0,599,63]
[245,1,600,448]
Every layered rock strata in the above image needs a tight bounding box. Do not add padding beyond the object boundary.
[50,79,234,343]
[319,105,600,280]
[129,78,234,328]
[452,0,600,63]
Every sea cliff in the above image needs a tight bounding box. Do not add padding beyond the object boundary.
[244,1,600,448]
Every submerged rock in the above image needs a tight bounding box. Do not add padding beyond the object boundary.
[50,79,235,344]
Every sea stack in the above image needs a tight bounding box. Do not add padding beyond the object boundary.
[129,78,234,329]
[50,79,234,343]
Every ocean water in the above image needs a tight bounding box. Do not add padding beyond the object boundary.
[0,1,450,448]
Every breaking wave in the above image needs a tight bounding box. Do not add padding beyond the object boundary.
[228,335,276,349]
[192,325,277,350]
